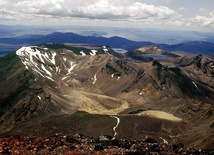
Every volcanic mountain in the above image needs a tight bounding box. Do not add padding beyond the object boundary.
[125,45,178,61]
[0,43,214,149]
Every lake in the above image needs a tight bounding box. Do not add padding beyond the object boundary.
[142,54,172,59]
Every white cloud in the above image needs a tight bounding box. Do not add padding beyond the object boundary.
[209,11,214,16]
[125,3,177,19]
[0,0,213,31]
[15,0,64,13]
[194,16,214,27]
[76,1,177,20]
[0,1,9,6]
[0,10,14,21]
[166,10,214,29]
[1,0,177,22]
[199,8,207,12]
[166,19,191,27]
[194,12,214,28]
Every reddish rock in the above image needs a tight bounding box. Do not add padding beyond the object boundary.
[0,133,212,154]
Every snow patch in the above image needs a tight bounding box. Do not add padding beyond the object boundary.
[61,77,67,80]
[41,64,52,77]
[16,46,39,67]
[117,76,120,80]
[43,52,56,65]
[103,46,108,52]
[35,49,45,63]
[63,57,67,62]
[32,68,44,78]
[110,116,120,137]
[49,67,53,71]
[89,50,97,56]
[16,46,57,82]
[192,81,197,88]
[56,66,61,74]
[80,50,86,56]
[92,74,97,85]
[139,92,143,96]
[111,73,114,78]
[103,48,108,52]
[37,96,41,100]
[160,137,168,145]
[16,46,57,70]
[67,62,76,74]
[45,76,54,82]
[51,52,56,65]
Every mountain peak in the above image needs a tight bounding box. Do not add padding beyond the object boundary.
[0,43,214,149]
[136,45,166,54]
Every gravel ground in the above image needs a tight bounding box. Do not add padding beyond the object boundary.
[0,133,213,155]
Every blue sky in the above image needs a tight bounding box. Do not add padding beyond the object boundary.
[0,0,214,32]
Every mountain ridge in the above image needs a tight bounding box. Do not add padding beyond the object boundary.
[0,43,214,149]
[0,32,214,56]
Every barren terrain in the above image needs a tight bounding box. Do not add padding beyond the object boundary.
[0,44,213,149]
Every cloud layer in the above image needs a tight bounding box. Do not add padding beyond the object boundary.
[0,0,214,30]
[194,12,214,28]
[6,0,176,20]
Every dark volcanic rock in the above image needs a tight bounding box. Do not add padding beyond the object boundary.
[194,55,214,76]
[0,133,213,155]
[210,122,214,128]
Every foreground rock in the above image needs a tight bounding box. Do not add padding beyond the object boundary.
[0,133,213,155]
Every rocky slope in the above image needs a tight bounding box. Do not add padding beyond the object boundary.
[1,133,213,155]
[0,44,213,149]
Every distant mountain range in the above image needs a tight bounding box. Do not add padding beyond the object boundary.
[0,32,214,56]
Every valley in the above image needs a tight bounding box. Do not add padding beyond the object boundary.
[0,43,213,151]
